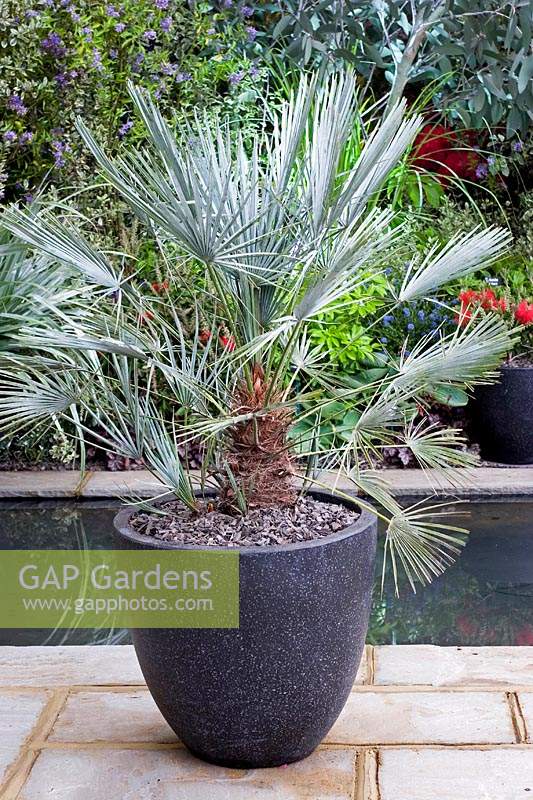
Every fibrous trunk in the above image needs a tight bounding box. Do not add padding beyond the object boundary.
[220,364,295,512]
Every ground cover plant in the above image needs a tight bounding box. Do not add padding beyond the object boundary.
[0,71,518,590]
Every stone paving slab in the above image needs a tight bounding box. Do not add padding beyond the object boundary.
[50,686,514,748]
[371,466,533,496]
[0,472,81,498]
[1,467,532,498]
[327,690,515,744]
[0,646,144,687]
[17,747,357,800]
[0,691,50,784]
[78,470,166,498]
[0,644,368,690]
[379,748,533,800]
[48,690,176,744]
[374,645,533,687]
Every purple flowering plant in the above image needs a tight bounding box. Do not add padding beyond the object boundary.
[0,0,266,202]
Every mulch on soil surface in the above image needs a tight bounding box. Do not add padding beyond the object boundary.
[130,496,360,547]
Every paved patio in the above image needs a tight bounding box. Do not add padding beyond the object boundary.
[0,645,532,799]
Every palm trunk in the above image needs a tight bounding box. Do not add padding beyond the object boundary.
[220,365,296,512]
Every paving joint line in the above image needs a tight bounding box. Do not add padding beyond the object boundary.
[349,684,533,693]
[364,645,375,686]
[16,740,533,752]
[506,691,526,743]
[353,748,380,800]
[511,692,530,743]
[73,471,94,497]
[3,682,533,693]
[353,748,365,800]
[35,741,185,751]
[0,688,69,800]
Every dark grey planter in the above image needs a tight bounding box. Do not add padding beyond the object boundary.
[113,489,377,768]
[472,366,533,465]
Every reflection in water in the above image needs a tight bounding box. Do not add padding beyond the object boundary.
[373,498,533,645]
[0,497,531,646]
[0,499,128,647]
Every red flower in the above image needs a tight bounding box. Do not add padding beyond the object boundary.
[456,290,479,326]
[478,289,496,310]
[151,280,169,294]
[455,304,473,327]
[456,289,507,326]
[412,124,481,183]
[514,299,533,326]
[219,334,236,351]
[412,124,453,171]
[440,148,479,181]
[459,289,480,305]
[477,289,507,312]
[139,310,154,324]
[199,329,212,344]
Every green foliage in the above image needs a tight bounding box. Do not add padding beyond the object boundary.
[0,419,76,467]
[308,278,388,369]
[428,193,533,295]
[272,0,533,136]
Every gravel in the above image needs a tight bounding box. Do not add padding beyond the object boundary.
[504,358,533,368]
[130,496,360,547]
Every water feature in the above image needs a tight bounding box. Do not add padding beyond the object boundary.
[0,497,531,646]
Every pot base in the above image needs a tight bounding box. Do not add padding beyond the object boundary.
[185,743,317,770]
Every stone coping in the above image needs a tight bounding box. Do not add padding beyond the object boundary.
[0,644,531,799]
[1,467,532,499]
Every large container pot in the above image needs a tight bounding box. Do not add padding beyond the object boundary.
[472,366,533,464]
[114,489,377,768]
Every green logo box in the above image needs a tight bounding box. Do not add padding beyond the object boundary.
[0,550,239,629]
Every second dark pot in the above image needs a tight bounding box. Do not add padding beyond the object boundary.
[472,366,533,464]
[114,489,377,768]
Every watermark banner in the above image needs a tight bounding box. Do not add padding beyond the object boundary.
[0,550,239,629]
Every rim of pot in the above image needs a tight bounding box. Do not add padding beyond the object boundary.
[113,487,376,554]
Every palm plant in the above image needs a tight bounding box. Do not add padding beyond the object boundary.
[0,228,73,350]
[0,72,514,591]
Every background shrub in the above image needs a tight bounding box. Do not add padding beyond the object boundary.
[272,0,533,137]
